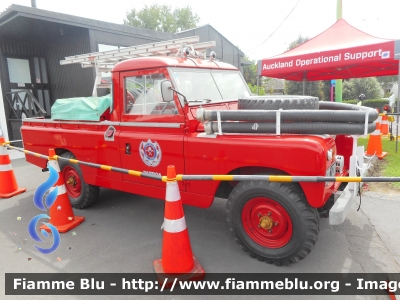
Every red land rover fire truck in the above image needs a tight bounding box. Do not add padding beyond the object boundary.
[21,37,375,266]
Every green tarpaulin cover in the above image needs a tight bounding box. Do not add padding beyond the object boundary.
[51,94,111,121]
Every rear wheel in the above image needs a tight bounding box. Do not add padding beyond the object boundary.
[59,152,100,209]
[227,181,319,266]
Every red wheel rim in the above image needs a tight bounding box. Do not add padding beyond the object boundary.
[241,197,292,248]
[63,166,82,198]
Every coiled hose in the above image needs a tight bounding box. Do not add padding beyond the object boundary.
[196,102,378,135]
[203,121,376,135]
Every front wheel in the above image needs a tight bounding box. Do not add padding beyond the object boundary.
[226,181,319,266]
[59,152,100,209]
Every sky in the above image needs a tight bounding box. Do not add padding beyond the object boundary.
[1,0,400,61]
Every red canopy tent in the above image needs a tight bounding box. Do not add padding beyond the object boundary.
[258,18,400,81]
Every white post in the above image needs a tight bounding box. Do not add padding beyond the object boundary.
[92,64,102,97]
[0,83,9,142]
[348,135,358,196]
[217,111,222,135]
[276,109,281,135]
[357,145,365,176]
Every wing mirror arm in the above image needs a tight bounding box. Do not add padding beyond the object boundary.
[160,80,188,105]
[170,87,188,105]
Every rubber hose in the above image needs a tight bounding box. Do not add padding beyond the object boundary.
[204,121,376,135]
[318,101,376,112]
[197,108,378,123]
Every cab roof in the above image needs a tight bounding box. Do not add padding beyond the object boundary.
[112,56,238,72]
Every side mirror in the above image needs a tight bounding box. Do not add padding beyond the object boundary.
[160,80,174,102]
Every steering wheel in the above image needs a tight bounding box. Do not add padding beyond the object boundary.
[126,91,135,112]
[146,88,163,101]
[159,102,170,114]
[150,102,177,115]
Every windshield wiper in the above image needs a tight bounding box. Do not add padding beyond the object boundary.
[188,99,212,103]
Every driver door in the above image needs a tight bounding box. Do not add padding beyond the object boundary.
[118,69,186,193]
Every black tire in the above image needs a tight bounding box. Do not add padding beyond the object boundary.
[58,152,100,209]
[226,181,319,266]
[238,96,319,110]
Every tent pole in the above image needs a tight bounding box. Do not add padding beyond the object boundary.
[302,72,306,95]
[335,80,343,102]
[397,61,400,114]
[337,0,342,20]
[335,0,343,102]
[257,75,260,96]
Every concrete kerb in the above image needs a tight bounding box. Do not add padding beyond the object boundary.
[329,156,379,226]
[357,155,379,204]
[362,156,379,178]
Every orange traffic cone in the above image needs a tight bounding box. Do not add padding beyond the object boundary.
[365,123,387,160]
[381,113,389,135]
[0,137,26,198]
[153,165,205,287]
[387,274,399,300]
[40,149,84,233]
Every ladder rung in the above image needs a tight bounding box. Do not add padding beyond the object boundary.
[61,38,216,69]
[60,36,200,65]
[97,84,111,88]
[190,41,216,51]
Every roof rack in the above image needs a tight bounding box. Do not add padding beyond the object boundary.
[59,36,216,96]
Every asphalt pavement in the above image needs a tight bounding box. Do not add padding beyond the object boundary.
[1,158,399,300]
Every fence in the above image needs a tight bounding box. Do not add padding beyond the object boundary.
[2,141,400,184]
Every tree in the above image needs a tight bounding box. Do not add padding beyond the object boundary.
[174,6,199,32]
[287,35,309,50]
[342,77,382,100]
[284,35,324,97]
[124,4,199,33]
[285,80,323,98]
[263,78,276,95]
[376,75,397,97]
[342,79,354,100]
[242,55,257,86]
[248,83,266,96]
[320,80,332,101]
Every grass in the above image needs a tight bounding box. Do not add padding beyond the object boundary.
[358,136,400,189]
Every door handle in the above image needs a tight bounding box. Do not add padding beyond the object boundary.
[125,143,131,155]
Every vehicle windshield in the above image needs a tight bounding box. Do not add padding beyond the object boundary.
[170,69,250,104]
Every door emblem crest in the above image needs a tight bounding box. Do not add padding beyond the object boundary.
[139,139,162,167]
